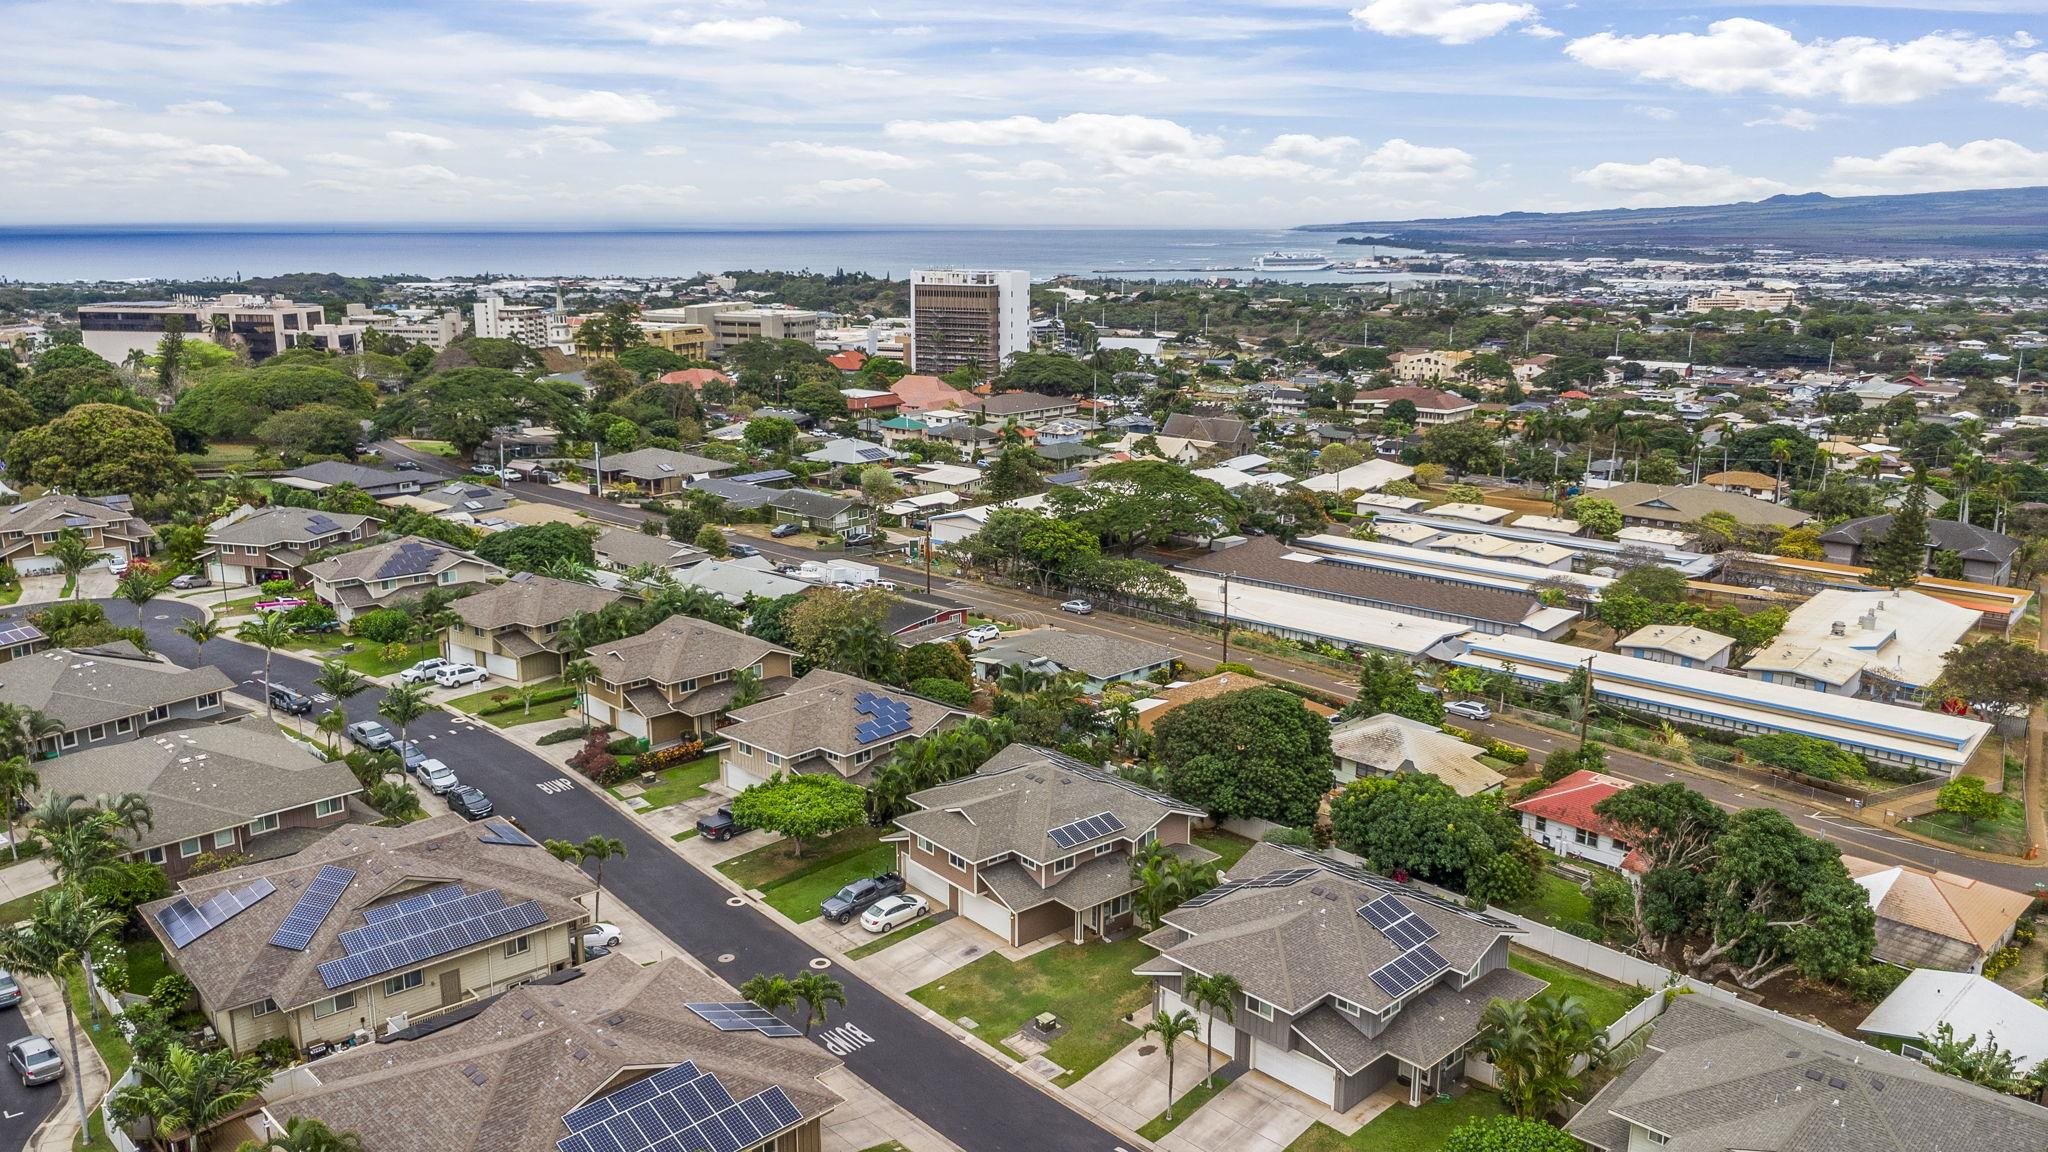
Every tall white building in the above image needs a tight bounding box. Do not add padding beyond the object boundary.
[472,294,569,350]
[909,269,1030,378]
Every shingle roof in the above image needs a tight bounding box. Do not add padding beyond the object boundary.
[282,461,419,492]
[685,478,779,509]
[1820,516,2019,563]
[1842,855,2033,970]
[895,743,1204,865]
[268,955,841,1152]
[1181,536,1542,628]
[986,629,1177,681]
[594,447,734,482]
[1331,713,1504,796]
[769,488,859,518]
[722,669,963,764]
[1159,413,1249,446]
[0,647,234,730]
[207,507,379,548]
[303,535,499,586]
[591,527,705,570]
[972,391,1070,416]
[1597,482,1813,529]
[1293,966,1546,1073]
[588,616,790,691]
[453,573,622,631]
[0,493,152,542]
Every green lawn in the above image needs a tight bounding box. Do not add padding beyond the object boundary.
[0,584,19,607]
[1287,1089,1509,1151]
[285,634,441,677]
[845,914,940,960]
[443,678,580,729]
[609,754,720,810]
[1910,800,2029,855]
[671,828,698,843]
[717,824,884,891]
[445,678,564,712]
[1137,1073,1231,1141]
[123,935,173,994]
[909,935,1156,1086]
[1500,869,1597,933]
[396,439,459,457]
[68,971,133,1080]
[1193,829,1254,871]
[183,442,282,470]
[0,888,45,927]
[757,842,900,924]
[1509,950,1646,1030]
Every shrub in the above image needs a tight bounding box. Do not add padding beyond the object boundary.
[569,731,631,785]
[2012,917,2036,947]
[1485,739,1530,765]
[638,739,706,772]
[255,1036,300,1069]
[1738,732,1866,781]
[605,735,643,756]
[1260,826,1317,848]
[350,607,415,644]
[910,677,973,706]
[282,602,336,630]
[1983,944,2021,980]
[538,725,593,746]
[259,578,296,596]
[1839,963,1910,1003]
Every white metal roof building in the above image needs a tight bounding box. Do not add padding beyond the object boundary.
[1859,970,2048,1074]
[1741,587,1977,699]
[1179,572,1464,657]
[1298,534,1614,598]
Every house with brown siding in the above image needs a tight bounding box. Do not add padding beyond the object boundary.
[205,505,382,588]
[581,616,796,749]
[887,744,1215,948]
[302,536,505,623]
[443,573,624,685]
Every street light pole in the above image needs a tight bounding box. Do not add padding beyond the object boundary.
[922,521,933,595]
[1219,573,1231,667]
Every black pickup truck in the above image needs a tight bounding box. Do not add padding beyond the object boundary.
[695,807,739,842]
[820,873,905,924]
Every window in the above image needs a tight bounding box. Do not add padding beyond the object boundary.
[252,998,278,1017]
[1573,827,1598,848]
[247,814,280,836]
[505,935,531,958]
[114,718,132,734]
[144,847,166,864]
[947,852,967,870]
[1095,842,1115,857]
[212,829,237,850]
[1109,893,1131,917]
[313,992,356,1019]
[147,705,170,722]
[915,836,933,855]
[88,725,105,742]
[198,693,221,709]
[383,970,423,997]
[1335,997,1365,1018]
[1053,856,1075,875]
[1244,995,1275,1021]
[179,838,202,858]
[60,730,78,749]
[315,798,344,818]
[1532,815,1547,832]
[1139,829,1157,848]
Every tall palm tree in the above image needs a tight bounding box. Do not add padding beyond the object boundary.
[1141,1009,1202,1122]
[1477,998,1544,1120]
[1768,437,1795,503]
[116,569,167,626]
[573,835,625,923]
[994,663,1049,696]
[0,756,37,862]
[237,1117,366,1152]
[47,529,107,599]
[46,818,125,891]
[110,1043,268,1152]
[376,682,432,746]
[789,972,846,1036]
[25,791,88,835]
[315,708,348,754]
[0,702,63,763]
[92,791,154,837]
[1185,972,1241,1087]
[313,660,370,706]
[740,973,797,1016]
[236,612,295,717]
[0,888,124,1133]
[561,658,599,732]
[174,616,222,664]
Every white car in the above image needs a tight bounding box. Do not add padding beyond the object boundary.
[582,922,622,949]
[417,759,459,794]
[433,663,486,688]
[1444,700,1493,721]
[859,893,929,933]
[399,658,449,684]
[494,468,522,483]
[964,624,1001,646]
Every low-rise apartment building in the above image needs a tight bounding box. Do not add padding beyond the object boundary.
[339,304,462,351]
[302,536,505,623]
[78,294,327,364]
[582,616,796,749]
[1388,351,1473,383]
[0,493,155,576]
[444,573,623,685]
[0,646,232,757]
[719,670,966,791]
[205,506,381,588]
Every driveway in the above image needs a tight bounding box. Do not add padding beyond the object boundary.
[848,915,1010,994]
[1067,1031,1214,1133]
[1156,1073,1324,1152]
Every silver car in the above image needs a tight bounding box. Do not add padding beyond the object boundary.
[0,970,20,1008]
[418,759,460,794]
[8,1035,62,1086]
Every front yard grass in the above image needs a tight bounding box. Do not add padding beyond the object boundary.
[716,824,883,890]
[609,753,720,810]
[285,634,441,677]
[1499,868,1597,934]
[1193,828,1254,871]
[717,825,897,923]
[122,934,173,993]
[1137,1073,1231,1141]
[445,680,581,728]
[1287,1088,1508,1151]
[909,935,1156,1087]
[1509,949,1646,1030]
[1909,797,2029,855]
[845,914,940,960]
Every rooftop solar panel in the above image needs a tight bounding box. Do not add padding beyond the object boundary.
[157,878,277,949]
[318,895,546,989]
[0,624,44,647]
[558,1065,804,1152]
[269,865,355,951]
[478,820,536,847]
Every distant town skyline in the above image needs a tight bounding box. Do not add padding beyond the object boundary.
[2,0,2045,227]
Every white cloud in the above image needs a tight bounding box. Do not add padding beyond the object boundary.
[609,182,700,205]
[2000,52,2048,107]
[643,145,690,157]
[966,160,1071,182]
[1565,18,2041,106]
[1626,105,1676,121]
[1744,107,1821,131]
[339,91,392,112]
[386,130,455,151]
[512,89,673,124]
[815,177,889,194]
[1359,138,1476,180]
[1829,138,2048,190]
[1079,66,1167,84]
[166,99,233,116]
[1265,134,1358,162]
[1572,156,1790,205]
[650,16,801,45]
[1350,0,1543,45]
[508,125,616,159]
[779,141,926,169]
[4,125,287,181]
[886,113,1220,173]
[111,0,283,5]
[6,94,120,122]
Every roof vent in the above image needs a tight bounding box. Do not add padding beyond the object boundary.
[1804,1069,1824,1081]
[1786,1050,1801,1059]
[1827,1077,1847,1090]
[1869,1077,1884,1092]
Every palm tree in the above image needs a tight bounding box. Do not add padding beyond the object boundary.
[236,612,295,717]
[116,569,166,625]
[0,756,37,862]
[46,818,124,891]
[237,1117,366,1152]
[0,702,64,763]
[574,835,625,923]
[740,973,797,1016]
[1477,998,1544,1120]
[1141,1008,1202,1121]
[92,791,154,837]
[789,972,846,1036]
[538,557,597,584]
[47,529,107,599]
[174,616,222,664]
[376,681,432,746]
[26,790,88,835]
[0,888,124,1134]
[315,707,348,753]
[561,658,599,732]
[729,667,764,710]
[314,660,370,707]
[366,780,423,823]
[1185,972,1240,1087]
[995,662,1049,696]
[1768,437,1795,503]
[1478,992,1604,1121]
[110,1043,267,1152]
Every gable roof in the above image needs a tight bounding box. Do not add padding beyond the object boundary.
[207,506,380,549]
[588,615,789,689]
[303,535,501,586]
[889,374,967,411]
[971,391,1071,416]
[1331,713,1503,796]
[280,461,419,492]
[1597,482,1813,528]
[1842,854,2034,970]
[1820,516,2019,563]
[1181,536,1544,629]
[0,647,234,730]
[0,493,152,541]
[1618,624,1736,663]
[1355,386,1476,412]
[591,526,706,570]
[452,573,623,632]
[593,448,734,481]
[985,629,1177,680]
[895,743,1203,864]
[769,488,860,518]
[1159,413,1249,445]
[1135,673,1336,732]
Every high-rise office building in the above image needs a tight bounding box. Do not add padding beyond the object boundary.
[909,269,1029,378]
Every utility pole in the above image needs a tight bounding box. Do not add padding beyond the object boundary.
[922,521,933,594]
[1578,654,1595,751]
[1219,573,1231,667]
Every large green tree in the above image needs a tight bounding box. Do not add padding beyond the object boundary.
[7,403,194,496]
[372,368,583,460]
[1862,480,1930,588]
[1686,808,1874,989]
[1048,459,1238,555]
[729,772,867,857]
[1345,652,1445,724]
[1155,687,1335,826]
[1328,773,1539,903]
[475,522,597,573]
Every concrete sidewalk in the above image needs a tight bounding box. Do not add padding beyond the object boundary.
[23,971,111,1152]
[0,857,56,906]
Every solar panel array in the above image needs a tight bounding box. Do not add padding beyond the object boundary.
[317,888,548,989]
[304,513,341,534]
[363,883,464,924]
[1357,893,1439,951]
[556,1060,805,1152]
[0,624,44,647]
[269,866,355,951]
[852,691,913,744]
[1368,943,1448,999]
[683,1002,803,1039]
[1175,866,1318,910]
[1046,810,1127,850]
[157,878,277,949]
[478,820,536,847]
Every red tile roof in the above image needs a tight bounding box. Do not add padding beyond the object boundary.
[1511,769,1633,839]
[658,368,729,388]
[1559,389,1592,400]
[889,374,967,413]
[828,349,867,372]
[1355,386,1475,412]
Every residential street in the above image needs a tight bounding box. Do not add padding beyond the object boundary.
[117,598,1131,1152]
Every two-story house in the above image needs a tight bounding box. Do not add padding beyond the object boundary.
[1510,769,1637,871]
[888,744,1213,947]
[1139,842,1539,1111]
[0,645,233,756]
[583,616,796,749]
[444,573,623,685]
[144,814,594,1057]
[205,506,382,588]
[37,722,359,879]
[0,493,155,576]
[718,670,967,791]
[301,536,505,623]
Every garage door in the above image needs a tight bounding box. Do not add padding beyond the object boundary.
[903,860,952,908]
[956,886,1012,942]
[1162,988,1236,1062]
[721,757,767,793]
[1252,1037,1337,1105]
[14,557,58,577]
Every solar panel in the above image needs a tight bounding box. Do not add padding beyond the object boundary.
[1368,942,1449,999]
[1358,893,1407,930]
[269,865,355,950]
[364,883,465,923]
[478,820,536,847]
[317,896,546,989]
[0,624,44,647]
[683,1002,802,1038]
[1046,810,1127,850]
[558,1065,804,1152]
[1384,915,1439,951]
[157,877,278,949]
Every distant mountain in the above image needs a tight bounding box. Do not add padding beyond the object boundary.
[1300,186,2048,256]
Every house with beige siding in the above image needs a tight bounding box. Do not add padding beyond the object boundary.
[205,505,382,588]
[443,573,624,685]
[0,493,155,576]
[718,670,966,791]
[887,744,1213,948]
[581,616,797,749]
[0,645,233,757]
[302,536,505,623]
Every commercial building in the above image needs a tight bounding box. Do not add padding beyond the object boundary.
[340,304,462,351]
[645,304,820,352]
[77,293,331,363]
[909,268,1031,378]
[1716,553,2034,634]
[1177,571,1469,657]
[1684,287,1797,312]
[1387,351,1472,383]
[1741,588,1977,702]
[472,294,568,350]
[1352,385,1478,423]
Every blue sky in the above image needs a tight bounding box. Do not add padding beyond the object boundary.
[2,0,2044,226]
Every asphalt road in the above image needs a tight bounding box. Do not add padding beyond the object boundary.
[119,598,1130,1152]
[0,993,62,1147]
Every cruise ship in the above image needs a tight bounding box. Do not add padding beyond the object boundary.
[1253,250,1333,272]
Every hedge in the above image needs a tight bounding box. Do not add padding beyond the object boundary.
[639,739,706,772]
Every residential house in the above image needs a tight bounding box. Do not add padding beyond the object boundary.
[205,506,381,588]
[590,525,706,573]
[883,592,972,645]
[1568,993,2048,1152]
[718,669,966,790]
[1842,855,2033,973]
[444,573,624,685]
[1511,769,1637,870]
[302,536,505,623]
[0,493,155,576]
[1159,413,1254,456]
[1820,516,2019,586]
[1594,482,1814,531]
[1616,624,1735,670]
[254,954,842,1152]
[0,616,49,664]
[768,489,874,540]
[970,629,1176,694]
[400,482,511,522]
[673,558,810,605]
[582,616,795,749]
[687,477,781,512]
[36,722,359,880]
[274,462,424,500]
[1139,841,1539,1110]
[1389,350,1473,383]
[0,645,232,756]
[1130,672,1336,733]
[1353,385,1478,424]
[143,814,595,1056]
[801,438,901,468]
[888,374,968,414]
[1702,469,1783,500]
[1858,969,2048,1075]
[889,743,1212,947]
[967,392,1080,425]
[839,387,902,415]
[874,415,930,447]
[1331,713,1504,796]
[591,448,735,497]
[925,421,1003,456]
[907,464,983,495]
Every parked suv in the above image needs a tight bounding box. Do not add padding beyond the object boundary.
[268,686,314,716]
[418,759,460,794]
[433,663,486,688]
[819,873,905,924]
[446,785,493,820]
[399,658,450,685]
[345,720,395,751]
[695,807,739,842]
[770,523,801,538]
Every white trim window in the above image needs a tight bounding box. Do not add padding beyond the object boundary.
[313,991,356,1019]
[1244,995,1275,1021]
[247,813,280,836]
[251,998,278,1017]
[382,970,422,997]
[315,798,344,818]
[212,829,237,851]
[915,836,934,855]
[505,935,530,958]
[1053,855,1076,874]
[179,838,202,859]
[948,852,967,870]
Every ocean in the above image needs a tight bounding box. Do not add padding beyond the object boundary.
[0,225,1436,285]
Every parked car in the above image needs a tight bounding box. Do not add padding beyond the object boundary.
[819,873,905,925]
[470,463,496,476]
[727,542,759,558]
[1444,700,1493,721]
[345,720,395,751]
[418,759,460,794]
[399,658,450,684]
[695,807,739,842]
[770,523,801,538]
[0,970,21,1008]
[268,686,314,716]
[168,573,207,590]
[859,893,929,933]
[532,469,560,484]
[8,1036,62,1086]
[252,597,305,613]
[582,922,622,949]
[581,942,612,960]
[294,618,342,635]
[108,557,129,577]
[445,785,493,820]
[965,624,1002,645]
[433,663,487,688]
[494,468,522,483]
[392,459,421,471]
[392,740,429,772]
[1059,599,1094,615]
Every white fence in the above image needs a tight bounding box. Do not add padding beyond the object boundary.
[100,1066,140,1152]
